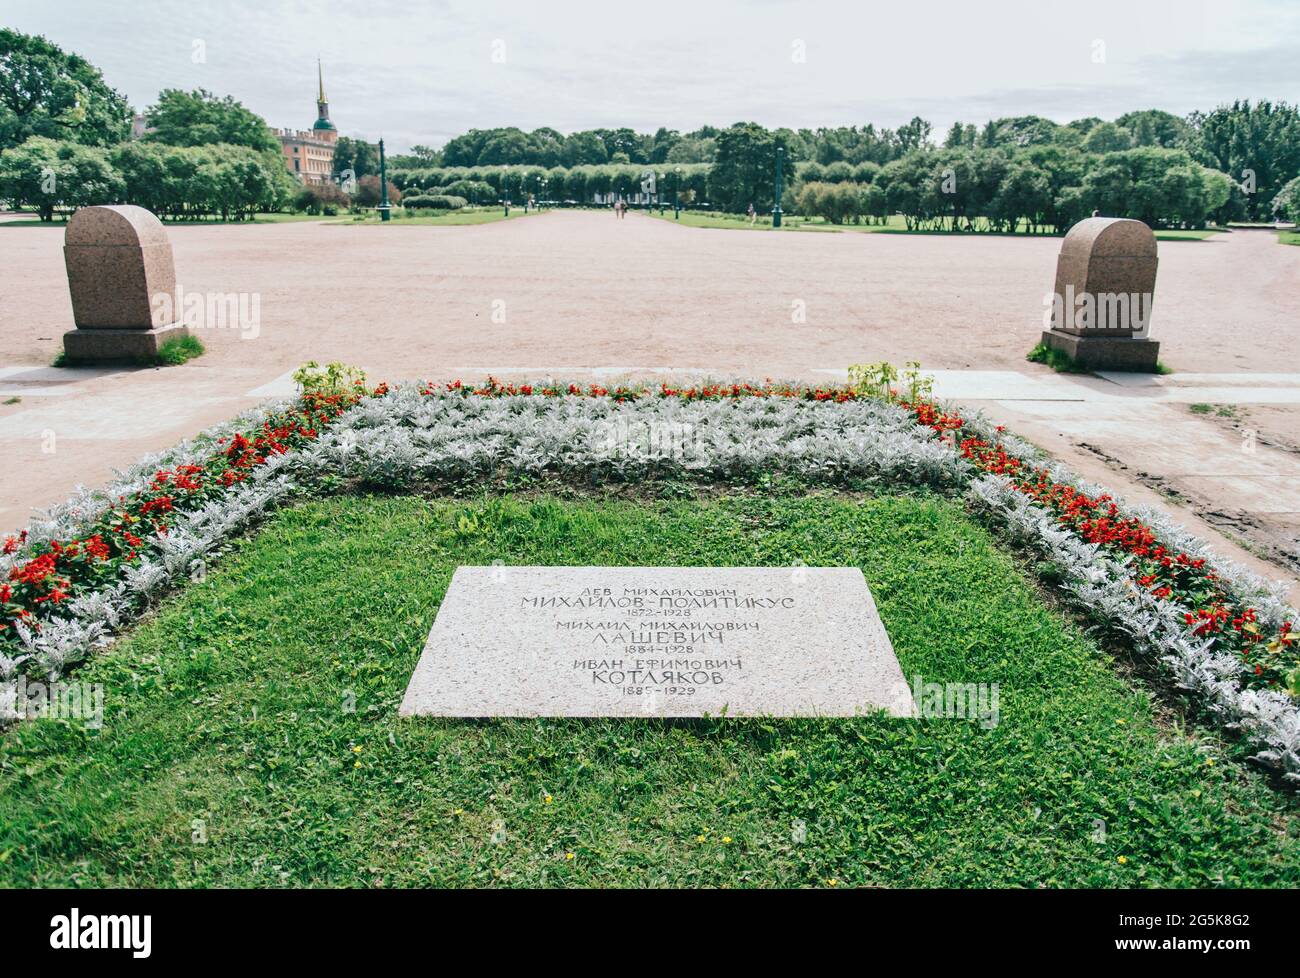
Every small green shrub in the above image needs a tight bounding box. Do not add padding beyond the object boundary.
[1026,341,1083,372]
[295,182,351,215]
[156,334,205,365]
[847,360,933,401]
[293,360,366,396]
[847,361,898,398]
[404,194,468,211]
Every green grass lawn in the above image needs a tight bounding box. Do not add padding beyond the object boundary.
[1150,228,1223,241]
[334,207,538,227]
[0,211,336,227]
[2,209,525,228]
[2,491,1296,888]
[659,210,814,230]
[645,210,900,232]
[649,211,1220,240]
[1279,229,1300,246]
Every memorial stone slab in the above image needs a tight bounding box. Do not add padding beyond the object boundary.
[400,566,916,718]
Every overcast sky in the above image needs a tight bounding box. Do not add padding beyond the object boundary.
[4,0,1298,152]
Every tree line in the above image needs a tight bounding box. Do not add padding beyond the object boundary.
[392,136,1238,232]
[0,136,294,221]
[391,107,1299,224]
[791,144,1235,232]
[391,163,711,206]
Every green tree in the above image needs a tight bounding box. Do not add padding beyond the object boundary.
[109,141,291,220]
[440,129,491,166]
[407,144,441,163]
[1068,117,1103,137]
[811,126,870,164]
[545,165,567,200]
[665,136,714,163]
[144,88,278,152]
[562,131,608,166]
[0,29,130,150]
[477,128,530,165]
[202,155,277,220]
[332,136,378,182]
[1082,122,1132,154]
[1116,109,1189,148]
[823,160,853,183]
[708,122,789,213]
[944,122,977,148]
[1272,175,1300,222]
[860,181,888,224]
[109,140,172,213]
[893,116,933,152]
[600,128,644,163]
[649,127,680,163]
[1191,100,1300,221]
[1080,146,1227,228]
[879,151,940,229]
[977,116,1068,149]
[528,127,564,167]
[0,135,122,219]
[796,161,824,184]
[1022,144,1087,232]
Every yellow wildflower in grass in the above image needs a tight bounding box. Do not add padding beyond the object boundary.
[1117,856,1128,865]
[565,852,575,861]
[543,794,553,805]
[722,836,732,844]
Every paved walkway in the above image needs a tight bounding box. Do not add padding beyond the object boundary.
[901,371,1300,594]
[1,211,1296,596]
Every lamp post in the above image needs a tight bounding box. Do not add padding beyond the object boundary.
[772,145,783,228]
[674,165,682,219]
[378,138,391,222]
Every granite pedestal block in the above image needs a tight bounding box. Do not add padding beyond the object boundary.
[1040,328,1160,372]
[61,322,189,364]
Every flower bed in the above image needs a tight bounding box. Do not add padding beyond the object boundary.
[1,388,364,680]
[4,373,1298,786]
[298,380,963,489]
[905,400,1299,696]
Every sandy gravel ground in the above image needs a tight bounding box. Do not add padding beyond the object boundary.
[2,210,1297,375]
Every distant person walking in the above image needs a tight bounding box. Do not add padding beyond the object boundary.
[747,202,757,225]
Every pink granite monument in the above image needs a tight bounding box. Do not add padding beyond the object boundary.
[61,205,189,363]
[1040,216,1160,371]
